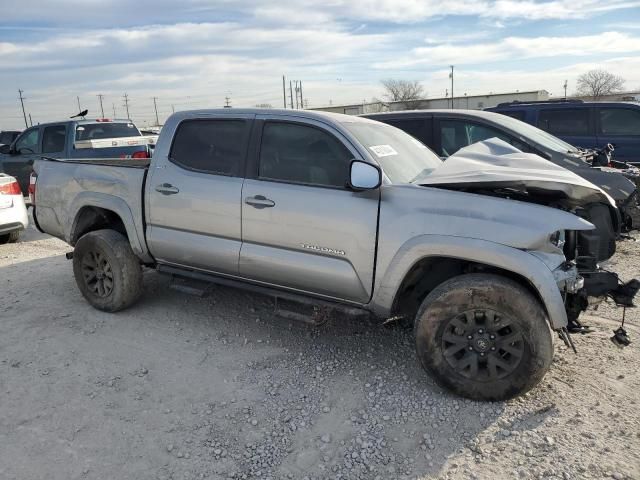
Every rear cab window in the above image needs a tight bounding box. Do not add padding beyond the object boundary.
[169,119,251,176]
[537,108,590,136]
[75,122,141,141]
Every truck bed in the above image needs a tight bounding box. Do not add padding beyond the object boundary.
[33,156,150,260]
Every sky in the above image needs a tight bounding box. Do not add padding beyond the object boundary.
[0,0,639,129]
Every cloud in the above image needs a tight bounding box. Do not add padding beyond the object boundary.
[375,31,640,69]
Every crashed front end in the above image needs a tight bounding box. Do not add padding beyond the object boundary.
[422,139,638,337]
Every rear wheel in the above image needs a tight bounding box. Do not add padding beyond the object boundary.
[0,231,20,244]
[73,229,142,312]
[414,273,553,401]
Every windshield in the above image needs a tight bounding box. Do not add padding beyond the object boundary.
[75,122,141,141]
[493,113,578,153]
[342,121,443,183]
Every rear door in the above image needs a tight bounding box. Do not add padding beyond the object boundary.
[536,107,595,150]
[239,115,379,303]
[145,114,253,275]
[1,126,41,194]
[596,106,640,165]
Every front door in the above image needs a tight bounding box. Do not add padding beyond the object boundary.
[239,117,379,303]
[2,126,41,194]
[146,115,253,275]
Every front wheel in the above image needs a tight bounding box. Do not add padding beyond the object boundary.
[414,273,553,401]
[73,229,143,312]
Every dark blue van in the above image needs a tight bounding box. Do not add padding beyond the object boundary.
[486,100,640,166]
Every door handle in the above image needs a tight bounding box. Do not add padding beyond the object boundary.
[245,195,275,209]
[155,183,179,195]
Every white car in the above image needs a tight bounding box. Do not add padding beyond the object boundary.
[0,173,28,244]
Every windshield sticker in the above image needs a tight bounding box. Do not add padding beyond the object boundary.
[369,144,398,157]
[411,138,427,149]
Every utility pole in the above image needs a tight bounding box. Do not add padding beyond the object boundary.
[282,75,287,109]
[18,89,28,128]
[123,93,130,119]
[299,81,304,109]
[289,80,294,109]
[294,81,299,109]
[449,65,454,109]
[171,104,175,113]
[76,96,82,112]
[152,97,160,125]
[224,96,231,108]
[563,80,568,100]
[97,94,105,118]
[112,103,117,117]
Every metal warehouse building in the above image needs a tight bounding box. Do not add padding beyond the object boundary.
[311,90,550,115]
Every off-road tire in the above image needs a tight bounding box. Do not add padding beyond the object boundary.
[73,229,142,312]
[414,273,553,401]
[0,230,20,244]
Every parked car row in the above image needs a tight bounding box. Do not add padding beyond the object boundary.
[364,109,640,233]
[0,118,154,194]
[29,108,638,401]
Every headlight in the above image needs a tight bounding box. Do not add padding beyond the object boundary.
[549,230,565,249]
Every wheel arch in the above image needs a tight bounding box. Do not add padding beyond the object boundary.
[389,256,549,323]
[371,235,568,329]
[66,192,152,263]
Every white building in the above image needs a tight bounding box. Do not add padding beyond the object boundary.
[311,90,550,115]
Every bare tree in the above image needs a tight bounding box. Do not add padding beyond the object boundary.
[576,69,625,99]
[255,103,273,108]
[380,79,424,109]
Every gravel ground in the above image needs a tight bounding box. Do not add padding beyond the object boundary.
[1,222,639,480]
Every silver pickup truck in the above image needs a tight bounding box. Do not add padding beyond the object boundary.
[33,109,611,401]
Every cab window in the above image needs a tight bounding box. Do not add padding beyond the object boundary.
[598,108,640,136]
[169,119,250,176]
[537,108,589,135]
[439,119,527,156]
[42,125,67,153]
[259,122,352,188]
[14,128,40,154]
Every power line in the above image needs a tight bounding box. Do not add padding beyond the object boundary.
[282,75,287,109]
[123,93,130,119]
[97,94,105,118]
[152,97,160,125]
[289,80,294,109]
[18,89,28,128]
[449,65,454,109]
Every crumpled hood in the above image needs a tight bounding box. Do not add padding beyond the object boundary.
[420,138,617,209]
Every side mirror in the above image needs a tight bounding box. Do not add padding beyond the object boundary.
[348,160,381,191]
[0,144,10,154]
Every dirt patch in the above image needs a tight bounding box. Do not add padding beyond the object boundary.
[1,224,638,479]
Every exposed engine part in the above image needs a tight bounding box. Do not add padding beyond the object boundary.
[611,307,631,347]
[558,327,577,353]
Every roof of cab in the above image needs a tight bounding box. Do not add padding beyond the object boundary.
[169,108,378,126]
